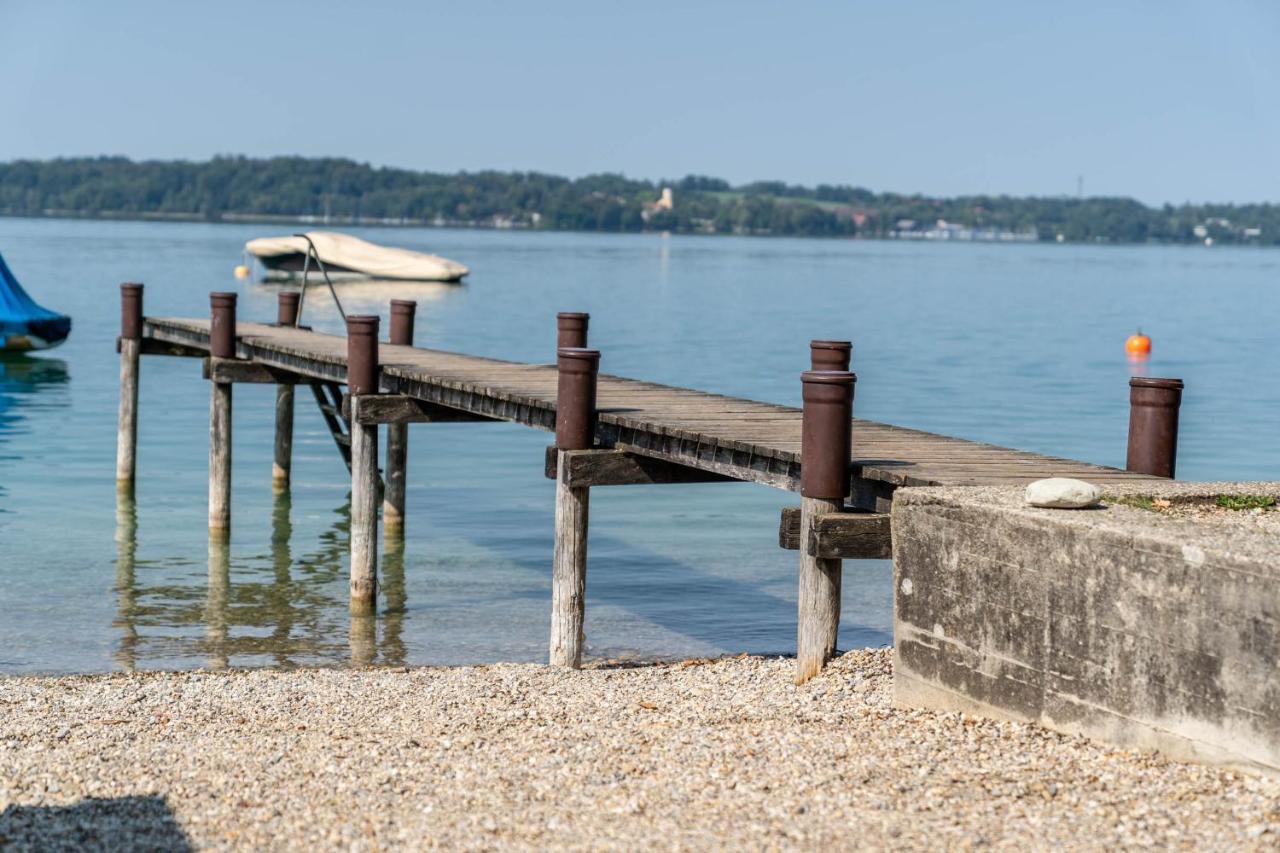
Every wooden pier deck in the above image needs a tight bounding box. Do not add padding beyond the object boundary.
[141,316,1157,500]
[119,303,1169,681]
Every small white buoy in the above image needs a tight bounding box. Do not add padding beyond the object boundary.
[1025,478,1102,509]
[233,265,250,280]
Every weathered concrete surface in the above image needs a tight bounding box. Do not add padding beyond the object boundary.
[892,481,1280,775]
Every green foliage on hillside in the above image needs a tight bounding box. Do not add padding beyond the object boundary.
[0,155,1276,244]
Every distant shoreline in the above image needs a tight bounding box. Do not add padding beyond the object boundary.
[2,210,1273,250]
[3,156,1275,247]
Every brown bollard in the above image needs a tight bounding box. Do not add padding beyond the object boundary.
[550,346,601,668]
[555,348,601,449]
[384,301,416,538]
[345,315,381,396]
[121,283,144,340]
[1127,377,1183,478]
[800,371,856,499]
[797,369,856,684]
[810,340,852,372]
[346,315,381,613]
[117,283,144,493]
[557,312,590,350]
[390,299,417,346]
[272,292,301,492]
[209,292,238,359]
[277,291,301,327]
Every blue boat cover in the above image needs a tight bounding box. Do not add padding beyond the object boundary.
[0,252,70,348]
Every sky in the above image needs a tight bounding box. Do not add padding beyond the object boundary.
[1,1,1277,205]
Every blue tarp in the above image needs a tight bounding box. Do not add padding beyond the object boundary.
[0,252,70,349]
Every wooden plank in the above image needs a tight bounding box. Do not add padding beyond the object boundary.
[346,394,499,425]
[203,357,304,385]
[544,446,739,487]
[779,506,893,559]
[118,335,206,358]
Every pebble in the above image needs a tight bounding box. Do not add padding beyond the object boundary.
[1026,477,1103,509]
[1,650,1276,850]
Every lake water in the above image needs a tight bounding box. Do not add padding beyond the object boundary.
[0,218,1276,674]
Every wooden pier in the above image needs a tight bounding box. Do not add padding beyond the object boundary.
[116,286,1168,681]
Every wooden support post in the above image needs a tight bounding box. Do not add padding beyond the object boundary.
[549,344,600,668]
[208,292,237,535]
[273,385,294,492]
[116,283,143,494]
[795,367,856,684]
[347,316,381,613]
[273,292,300,492]
[383,299,416,537]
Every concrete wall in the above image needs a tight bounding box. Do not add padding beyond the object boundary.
[892,482,1280,774]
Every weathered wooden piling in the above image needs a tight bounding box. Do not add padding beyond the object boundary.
[383,299,416,537]
[208,292,237,534]
[549,345,600,668]
[796,368,855,684]
[116,283,144,495]
[272,292,300,492]
[1126,377,1183,478]
[347,315,381,614]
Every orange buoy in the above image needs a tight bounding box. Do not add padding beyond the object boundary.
[1125,330,1151,356]
[233,265,250,280]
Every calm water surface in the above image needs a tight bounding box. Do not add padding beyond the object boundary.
[0,218,1276,673]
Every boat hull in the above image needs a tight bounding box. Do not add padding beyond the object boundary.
[1,316,71,352]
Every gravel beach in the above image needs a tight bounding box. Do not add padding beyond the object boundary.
[2,650,1278,851]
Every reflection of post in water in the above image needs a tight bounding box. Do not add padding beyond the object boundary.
[113,495,139,671]
[349,610,377,666]
[380,538,407,667]
[206,537,230,669]
[268,490,295,667]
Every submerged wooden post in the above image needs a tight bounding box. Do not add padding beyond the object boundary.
[116,283,144,495]
[796,368,856,684]
[347,315,381,614]
[549,344,600,668]
[272,291,300,492]
[208,292,237,535]
[383,299,416,538]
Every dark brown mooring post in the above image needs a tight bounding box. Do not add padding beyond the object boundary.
[810,340,852,372]
[1127,377,1183,478]
[272,292,301,492]
[347,315,381,614]
[116,283,144,495]
[549,346,600,668]
[383,299,417,538]
[557,312,589,350]
[208,292,237,535]
[796,369,856,684]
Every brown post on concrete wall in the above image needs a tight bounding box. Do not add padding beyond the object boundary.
[796,368,856,684]
[549,346,601,668]
[383,300,417,538]
[810,340,852,372]
[208,292,238,534]
[346,315,381,614]
[557,312,589,350]
[1127,377,1183,478]
[272,292,301,492]
[116,283,144,494]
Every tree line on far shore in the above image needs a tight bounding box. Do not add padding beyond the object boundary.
[0,155,1275,245]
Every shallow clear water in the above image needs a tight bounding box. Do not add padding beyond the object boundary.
[0,218,1275,673]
